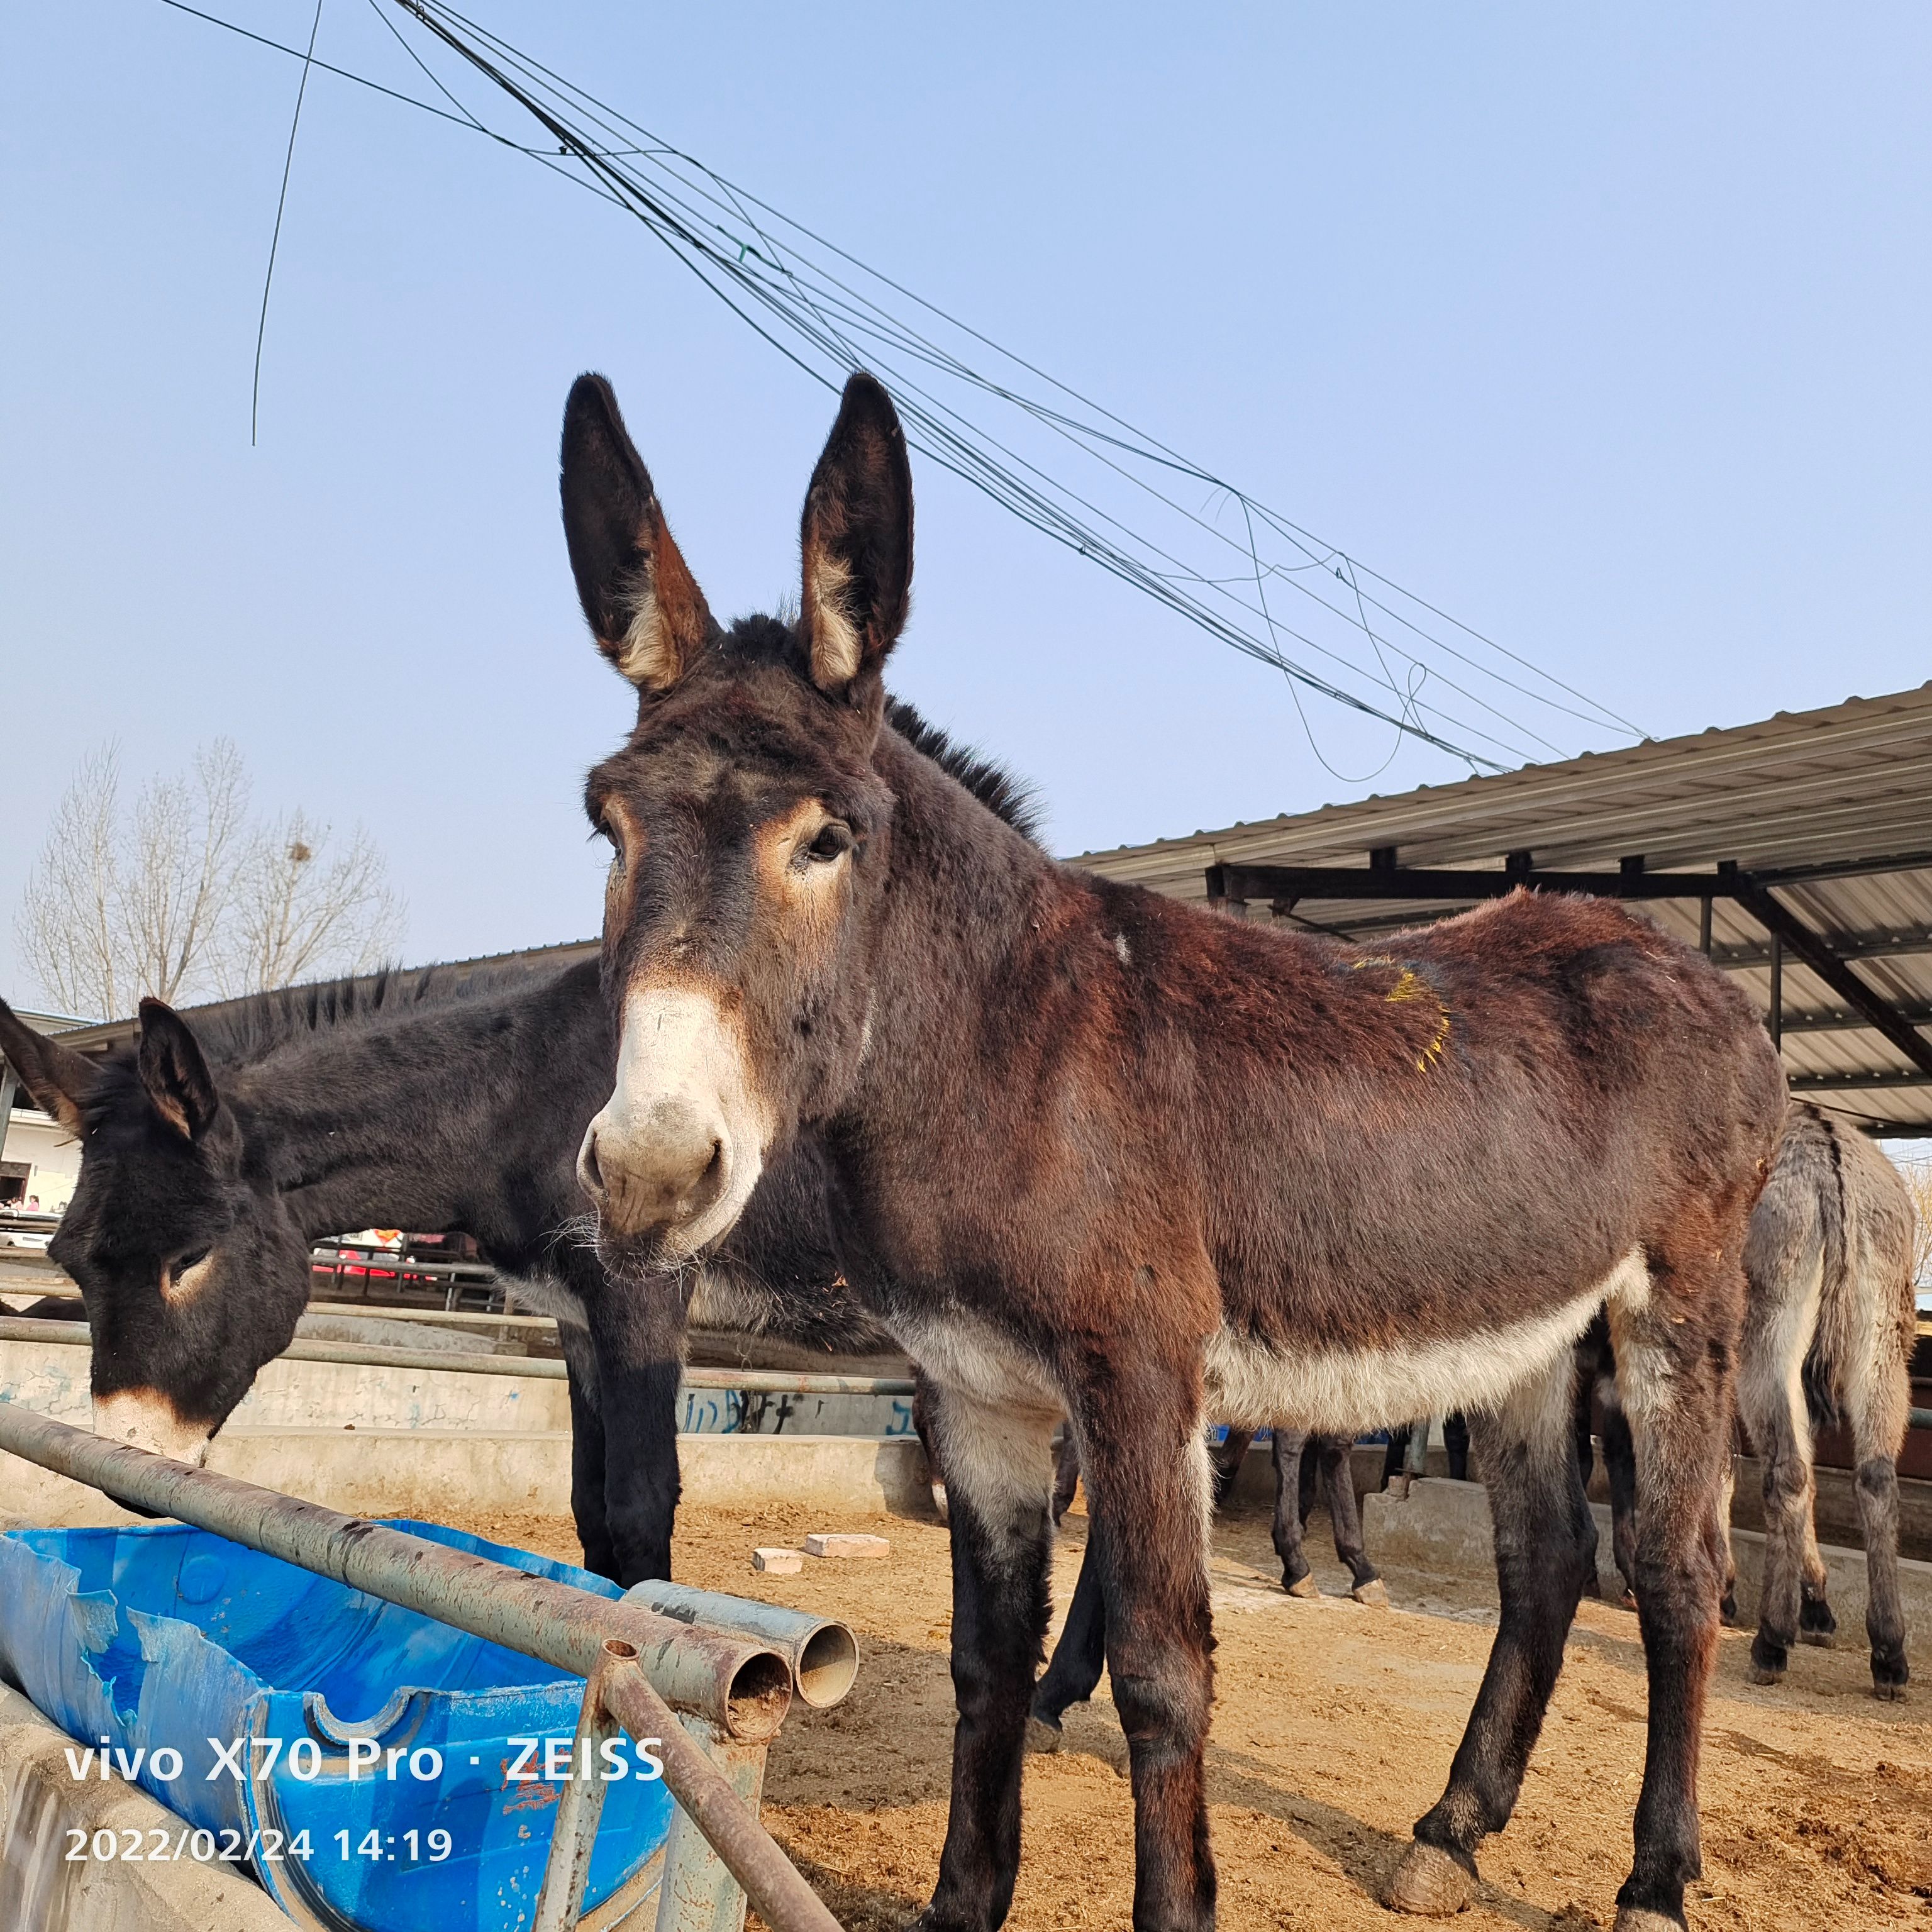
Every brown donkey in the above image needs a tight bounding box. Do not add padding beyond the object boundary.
[558,370,1786,1932]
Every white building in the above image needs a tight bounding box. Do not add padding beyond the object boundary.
[1,1010,87,1213]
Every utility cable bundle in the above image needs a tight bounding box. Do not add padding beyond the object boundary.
[165,0,1645,777]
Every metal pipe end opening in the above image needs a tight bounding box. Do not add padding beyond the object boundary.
[725,1650,794,1740]
[792,1623,859,1708]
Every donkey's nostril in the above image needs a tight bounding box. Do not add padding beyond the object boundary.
[577,1126,609,1204]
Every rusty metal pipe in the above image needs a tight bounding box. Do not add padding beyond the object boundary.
[0,1403,791,1739]
[625,1584,859,1710]
[599,1655,843,1932]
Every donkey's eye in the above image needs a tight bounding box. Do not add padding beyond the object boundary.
[804,822,854,865]
[176,1248,210,1274]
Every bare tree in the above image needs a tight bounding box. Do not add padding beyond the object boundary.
[13,741,406,1019]
[218,812,404,996]
[118,741,250,1004]
[15,745,127,1019]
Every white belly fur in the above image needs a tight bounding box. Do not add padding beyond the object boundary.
[1205,1248,1649,1433]
[887,1309,1062,1414]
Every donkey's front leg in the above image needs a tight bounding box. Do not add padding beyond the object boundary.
[556,1319,618,1580]
[582,1279,686,1585]
[1388,1355,1596,1918]
[1078,1387,1218,1932]
[914,1382,1059,1932]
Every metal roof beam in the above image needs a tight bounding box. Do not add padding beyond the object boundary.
[1745,848,1932,888]
[1709,930,1932,969]
[1207,863,1730,906]
[1775,1002,1932,1036]
[1787,1069,1932,1094]
[1720,864,1932,1082]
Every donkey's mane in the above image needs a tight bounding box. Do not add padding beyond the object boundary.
[884,697,1043,845]
[181,961,574,1075]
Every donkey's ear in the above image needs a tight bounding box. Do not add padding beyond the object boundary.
[799,373,913,700]
[560,373,714,692]
[136,1000,220,1142]
[0,997,99,1137]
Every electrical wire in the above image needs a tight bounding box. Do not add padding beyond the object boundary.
[161,0,1648,777]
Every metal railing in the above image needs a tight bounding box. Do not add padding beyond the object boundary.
[0,1402,845,1932]
[0,1313,915,1397]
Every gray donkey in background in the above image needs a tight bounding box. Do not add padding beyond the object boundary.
[1596,1101,1916,1699]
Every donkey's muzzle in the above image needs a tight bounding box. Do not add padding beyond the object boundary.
[579,1099,732,1241]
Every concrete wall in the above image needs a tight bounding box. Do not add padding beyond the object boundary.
[0,1336,914,1440]
[1,1428,933,1531]
[0,1683,289,1932]
[1361,1477,1932,1648]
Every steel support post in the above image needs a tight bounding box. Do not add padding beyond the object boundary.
[655,1715,769,1932]
[534,1642,631,1931]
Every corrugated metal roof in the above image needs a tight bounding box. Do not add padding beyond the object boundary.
[1076,684,1932,1135]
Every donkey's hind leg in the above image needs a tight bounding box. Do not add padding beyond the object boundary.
[1387,1352,1595,1918]
[1849,1345,1913,1698]
[1314,1433,1387,1604]
[1030,1525,1108,1745]
[1599,1401,1641,1607]
[1076,1380,1219,1932]
[1606,1259,1740,1932]
[1735,1291,1822,1684]
[913,1379,1059,1932]
[1211,1426,1255,1510]
[1052,1424,1083,1523]
[1270,1430,1320,1597]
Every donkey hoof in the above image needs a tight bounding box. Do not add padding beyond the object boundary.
[1384,1841,1474,1916]
[929,1481,949,1523]
[1351,1578,1391,1607]
[1024,1715,1063,1754]
[1611,1910,1685,1932]
[1746,1661,1785,1686]
[1798,1626,1836,1650]
[1618,1587,1638,1613]
[1870,1652,1909,1701]
[1719,1591,1739,1627]
[1284,1573,1321,1599]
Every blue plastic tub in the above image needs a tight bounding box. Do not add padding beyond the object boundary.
[0,1519,674,1931]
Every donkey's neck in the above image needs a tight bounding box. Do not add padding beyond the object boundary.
[860,728,1060,1081]
[223,965,611,1258]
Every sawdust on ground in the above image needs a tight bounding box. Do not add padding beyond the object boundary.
[456,1492,1932,1932]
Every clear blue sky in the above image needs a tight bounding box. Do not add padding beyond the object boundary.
[4,4,1929,1003]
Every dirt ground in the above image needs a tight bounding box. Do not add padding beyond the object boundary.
[458,1494,1932,1932]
